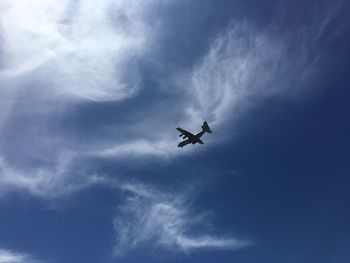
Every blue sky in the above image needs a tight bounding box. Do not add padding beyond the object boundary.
[0,0,350,262]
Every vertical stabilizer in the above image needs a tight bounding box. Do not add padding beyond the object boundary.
[201,121,212,133]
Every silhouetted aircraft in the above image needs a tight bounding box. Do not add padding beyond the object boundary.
[177,121,212,147]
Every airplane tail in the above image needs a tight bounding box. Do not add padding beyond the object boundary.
[201,121,212,133]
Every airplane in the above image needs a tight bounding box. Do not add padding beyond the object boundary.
[177,121,212,148]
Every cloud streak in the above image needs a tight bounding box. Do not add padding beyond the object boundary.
[185,21,312,128]
[0,248,39,263]
[0,153,100,198]
[113,181,249,255]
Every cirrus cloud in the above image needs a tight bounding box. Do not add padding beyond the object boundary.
[0,248,39,263]
[0,0,346,259]
[113,181,250,255]
[0,0,342,198]
[0,0,160,101]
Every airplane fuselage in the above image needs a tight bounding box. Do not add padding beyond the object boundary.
[177,121,212,147]
[191,130,206,144]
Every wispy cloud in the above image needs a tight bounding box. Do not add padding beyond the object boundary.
[0,0,345,258]
[97,139,175,158]
[316,0,346,40]
[0,0,344,198]
[0,154,100,198]
[0,0,170,197]
[0,0,345,202]
[0,248,39,263]
[0,0,160,101]
[113,181,250,255]
[184,21,313,128]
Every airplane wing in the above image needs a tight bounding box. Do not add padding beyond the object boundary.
[176,127,194,138]
[178,139,191,148]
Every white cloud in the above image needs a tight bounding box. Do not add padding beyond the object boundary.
[0,4,329,198]
[0,4,343,255]
[98,19,319,159]
[0,248,38,263]
[0,153,100,198]
[0,0,341,202]
[186,0,347,129]
[185,22,311,128]
[0,0,159,101]
[113,182,249,255]
[316,0,346,40]
[0,2,342,257]
[95,135,203,159]
[0,0,173,197]
[98,139,174,158]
